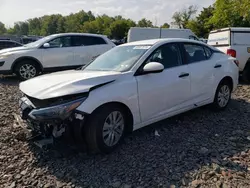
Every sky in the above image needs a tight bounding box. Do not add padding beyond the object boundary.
[0,0,215,27]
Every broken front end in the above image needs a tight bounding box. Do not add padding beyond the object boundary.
[19,93,88,144]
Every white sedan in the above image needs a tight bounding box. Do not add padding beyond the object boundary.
[19,38,239,153]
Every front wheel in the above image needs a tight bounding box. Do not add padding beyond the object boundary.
[84,105,127,153]
[15,61,40,80]
[212,81,232,110]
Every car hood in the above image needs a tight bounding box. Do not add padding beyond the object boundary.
[0,46,34,54]
[19,70,121,100]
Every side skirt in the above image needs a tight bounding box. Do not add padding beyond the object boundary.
[133,98,213,131]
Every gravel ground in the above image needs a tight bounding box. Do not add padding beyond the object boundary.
[0,76,249,188]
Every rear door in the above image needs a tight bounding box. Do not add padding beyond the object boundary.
[183,43,218,104]
[72,35,112,66]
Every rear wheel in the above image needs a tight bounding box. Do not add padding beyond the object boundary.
[212,81,232,110]
[15,60,40,80]
[84,104,127,153]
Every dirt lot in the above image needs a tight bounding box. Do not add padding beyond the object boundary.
[0,75,249,188]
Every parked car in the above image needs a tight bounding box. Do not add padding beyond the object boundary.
[207,27,250,81]
[20,35,43,44]
[0,33,115,80]
[0,40,22,50]
[127,27,200,42]
[19,38,238,153]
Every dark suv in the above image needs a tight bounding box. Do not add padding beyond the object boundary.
[0,40,23,50]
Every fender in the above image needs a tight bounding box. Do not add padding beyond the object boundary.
[11,56,43,71]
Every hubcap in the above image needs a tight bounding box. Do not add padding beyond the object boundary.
[19,64,36,79]
[218,85,230,107]
[102,111,125,147]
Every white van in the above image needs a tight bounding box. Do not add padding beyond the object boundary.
[127,27,199,43]
[207,27,250,81]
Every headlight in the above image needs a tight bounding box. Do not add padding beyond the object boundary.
[28,98,86,121]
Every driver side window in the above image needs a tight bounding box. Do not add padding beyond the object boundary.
[147,43,182,69]
[48,36,71,48]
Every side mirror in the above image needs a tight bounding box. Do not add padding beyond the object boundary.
[143,62,164,74]
[43,43,50,48]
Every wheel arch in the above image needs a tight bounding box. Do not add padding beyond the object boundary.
[219,76,233,91]
[11,56,43,72]
[91,101,134,134]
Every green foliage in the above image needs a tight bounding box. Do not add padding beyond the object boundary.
[171,5,198,29]
[12,22,29,35]
[186,6,214,38]
[137,18,154,27]
[209,0,250,29]
[0,21,6,34]
[161,23,170,28]
[28,18,42,35]
[110,19,136,39]
[4,1,250,40]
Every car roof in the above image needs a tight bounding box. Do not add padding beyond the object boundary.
[121,38,205,46]
[210,27,250,33]
[49,33,107,38]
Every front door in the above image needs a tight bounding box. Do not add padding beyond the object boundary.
[136,43,191,122]
[42,36,74,68]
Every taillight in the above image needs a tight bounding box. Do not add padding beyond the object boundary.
[227,49,236,58]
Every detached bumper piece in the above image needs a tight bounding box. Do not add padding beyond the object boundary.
[19,97,87,150]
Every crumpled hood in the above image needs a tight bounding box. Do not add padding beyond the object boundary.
[19,70,121,99]
[0,46,33,54]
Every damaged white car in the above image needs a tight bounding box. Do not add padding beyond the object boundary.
[19,38,238,153]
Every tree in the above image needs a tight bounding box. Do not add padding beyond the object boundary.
[161,23,170,28]
[81,15,114,36]
[28,18,42,35]
[209,0,250,29]
[13,22,29,35]
[186,6,214,38]
[171,5,198,29]
[65,10,95,32]
[137,18,154,27]
[110,19,136,39]
[0,22,6,34]
[57,16,66,33]
[40,15,63,35]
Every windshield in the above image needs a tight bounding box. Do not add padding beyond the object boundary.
[84,45,151,72]
[24,35,53,47]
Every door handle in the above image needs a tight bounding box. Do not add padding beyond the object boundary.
[214,64,222,68]
[179,73,189,78]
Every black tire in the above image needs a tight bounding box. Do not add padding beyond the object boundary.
[14,60,40,80]
[211,80,232,111]
[84,104,127,154]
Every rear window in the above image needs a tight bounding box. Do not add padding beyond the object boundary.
[0,41,21,48]
[208,30,230,47]
[72,36,107,46]
[232,32,250,45]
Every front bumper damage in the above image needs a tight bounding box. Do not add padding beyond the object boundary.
[19,96,87,148]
